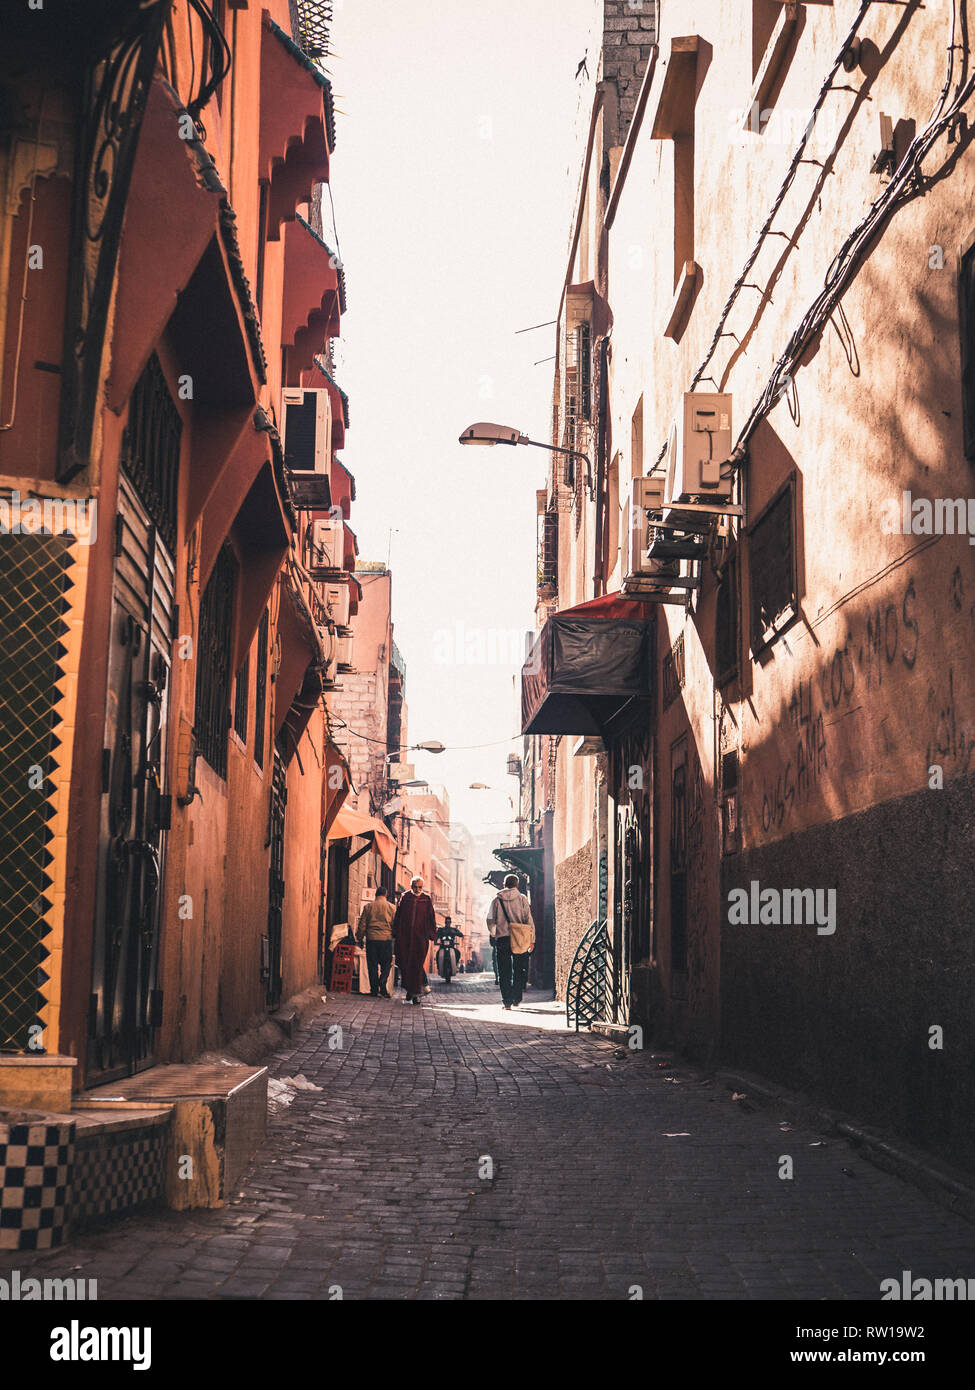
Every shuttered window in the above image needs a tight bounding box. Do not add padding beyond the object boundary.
[195,543,237,779]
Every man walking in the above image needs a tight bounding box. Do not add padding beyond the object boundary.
[356,885,396,998]
[392,876,437,1004]
[487,873,534,1010]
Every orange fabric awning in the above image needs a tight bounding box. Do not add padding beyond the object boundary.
[326,805,396,869]
[323,743,352,834]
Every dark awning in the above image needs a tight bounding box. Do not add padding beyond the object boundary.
[521,605,653,736]
[493,845,542,876]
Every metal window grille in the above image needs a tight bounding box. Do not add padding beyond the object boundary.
[748,477,797,655]
[537,506,558,593]
[254,608,269,770]
[195,542,237,779]
[120,352,181,554]
[234,653,249,742]
[292,0,333,60]
[662,634,686,710]
[0,533,72,1051]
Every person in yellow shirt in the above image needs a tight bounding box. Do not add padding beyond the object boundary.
[356,886,396,998]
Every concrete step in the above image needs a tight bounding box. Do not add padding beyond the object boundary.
[86,1063,268,1209]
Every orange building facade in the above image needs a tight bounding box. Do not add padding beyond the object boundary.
[1,1,360,1092]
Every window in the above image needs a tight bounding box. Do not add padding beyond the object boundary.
[715,552,739,685]
[607,451,621,578]
[748,475,798,656]
[662,633,686,710]
[233,653,249,743]
[670,738,688,978]
[537,503,558,595]
[195,542,237,778]
[721,750,740,856]
[960,240,975,459]
[254,608,270,769]
[563,318,592,481]
[121,352,181,554]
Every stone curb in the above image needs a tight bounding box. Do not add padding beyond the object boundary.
[715,1066,975,1226]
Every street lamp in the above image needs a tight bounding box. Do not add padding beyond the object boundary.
[385,741,445,761]
[458,421,593,499]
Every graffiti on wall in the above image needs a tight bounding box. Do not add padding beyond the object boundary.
[750,568,975,841]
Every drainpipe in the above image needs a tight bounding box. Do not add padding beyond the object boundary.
[592,333,609,595]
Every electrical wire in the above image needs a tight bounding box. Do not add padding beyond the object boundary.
[645,0,973,520]
[648,0,874,474]
[333,722,523,753]
[736,0,972,453]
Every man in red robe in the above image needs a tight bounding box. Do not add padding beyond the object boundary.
[393,876,437,1004]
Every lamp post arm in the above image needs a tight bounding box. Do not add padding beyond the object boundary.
[517,435,593,498]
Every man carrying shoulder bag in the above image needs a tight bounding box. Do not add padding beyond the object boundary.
[487,873,535,1010]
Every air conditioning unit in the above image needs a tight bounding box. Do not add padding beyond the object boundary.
[322,577,351,626]
[316,623,338,684]
[335,626,354,670]
[664,392,733,504]
[624,474,670,577]
[308,517,344,570]
[281,387,332,473]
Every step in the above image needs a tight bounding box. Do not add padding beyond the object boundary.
[0,1103,172,1249]
[647,538,708,560]
[86,1063,268,1210]
[0,1055,77,1112]
[69,1104,173,1229]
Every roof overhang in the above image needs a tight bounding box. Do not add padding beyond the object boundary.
[260,14,335,238]
[282,216,342,362]
[328,459,356,519]
[301,356,349,445]
[108,79,266,415]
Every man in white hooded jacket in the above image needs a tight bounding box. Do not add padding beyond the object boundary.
[487,874,535,1009]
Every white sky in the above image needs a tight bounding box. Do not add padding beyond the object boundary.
[328,0,597,840]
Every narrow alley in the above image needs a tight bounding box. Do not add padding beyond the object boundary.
[6,2,975,1344]
[6,975,975,1303]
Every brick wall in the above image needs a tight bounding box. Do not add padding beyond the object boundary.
[602,0,657,143]
[554,837,595,998]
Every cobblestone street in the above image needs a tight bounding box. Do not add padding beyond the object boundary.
[5,974,975,1301]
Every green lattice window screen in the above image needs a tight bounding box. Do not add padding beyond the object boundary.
[0,534,72,1052]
